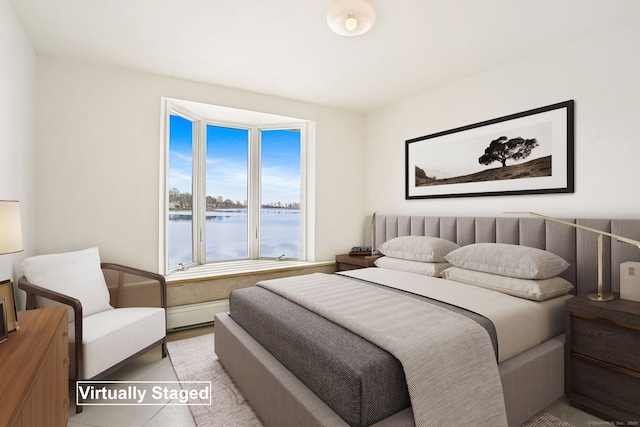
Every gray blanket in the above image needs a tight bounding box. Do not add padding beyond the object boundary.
[258,273,508,427]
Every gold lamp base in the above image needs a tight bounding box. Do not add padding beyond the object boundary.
[587,292,615,302]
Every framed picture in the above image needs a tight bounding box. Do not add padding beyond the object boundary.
[406,100,574,199]
[0,297,8,343]
[0,279,18,333]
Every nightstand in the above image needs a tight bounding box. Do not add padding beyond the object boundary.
[565,293,640,424]
[335,254,380,271]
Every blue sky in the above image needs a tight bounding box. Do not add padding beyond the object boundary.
[169,115,300,204]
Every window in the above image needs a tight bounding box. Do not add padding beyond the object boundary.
[205,124,250,262]
[163,100,307,273]
[168,113,195,267]
[259,129,301,259]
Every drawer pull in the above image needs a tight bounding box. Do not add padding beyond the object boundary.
[571,311,640,332]
[572,352,640,379]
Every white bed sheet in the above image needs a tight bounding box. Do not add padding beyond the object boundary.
[338,267,572,363]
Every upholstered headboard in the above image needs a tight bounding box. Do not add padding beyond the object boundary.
[365,215,640,295]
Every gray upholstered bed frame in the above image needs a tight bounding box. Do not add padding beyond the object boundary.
[215,214,640,427]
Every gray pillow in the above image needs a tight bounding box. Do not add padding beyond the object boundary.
[441,266,574,301]
[444,243,569,280]
[378,236,460,263]
[374,256,452,277]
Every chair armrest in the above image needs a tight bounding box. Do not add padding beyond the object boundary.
[18,276,86,380]
[17,276,83,319]
[100,263,167,309]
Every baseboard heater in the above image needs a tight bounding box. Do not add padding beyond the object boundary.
[166,299,230,332]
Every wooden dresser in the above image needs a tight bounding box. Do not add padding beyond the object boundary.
[565,294,640,423]
[0,307,69,427]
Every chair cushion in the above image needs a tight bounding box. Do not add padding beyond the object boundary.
[22,247,113,320]
[68,307,166,379]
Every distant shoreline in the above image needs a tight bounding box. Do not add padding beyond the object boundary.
[169,207,300,214]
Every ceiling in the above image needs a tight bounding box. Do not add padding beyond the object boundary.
[10,0,640,113]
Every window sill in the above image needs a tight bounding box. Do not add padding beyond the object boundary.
[165,259,335,284]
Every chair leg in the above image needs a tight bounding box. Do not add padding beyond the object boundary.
[73,380,83,413]
[162,338,167,358]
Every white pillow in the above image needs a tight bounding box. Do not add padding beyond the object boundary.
[444,243,569,280]
[22,247,113,320]
[378,236,460,263]
[374,256,452,277]
[441,266,574,301]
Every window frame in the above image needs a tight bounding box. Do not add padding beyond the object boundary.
[254,124,306,260]
[161,100,308,275]
[166,107,199,270]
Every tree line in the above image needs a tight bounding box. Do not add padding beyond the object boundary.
[169,188,299,210]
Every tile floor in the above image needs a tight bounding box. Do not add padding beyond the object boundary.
[544,399,607,427]
[67,325,606,427]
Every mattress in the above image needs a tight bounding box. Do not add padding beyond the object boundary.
[230,271,513,426]
[339,268,571,362]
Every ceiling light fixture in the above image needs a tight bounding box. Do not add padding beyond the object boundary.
[344,14,358,31]
[327,0,376,37]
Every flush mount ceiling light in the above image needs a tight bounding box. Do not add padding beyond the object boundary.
[327,0,376,37]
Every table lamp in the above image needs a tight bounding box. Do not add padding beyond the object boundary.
[0,200,23,255]
[0,200,23,336]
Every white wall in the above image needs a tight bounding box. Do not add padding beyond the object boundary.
[35,57,365,271]
[29,9,640,277]
[0,0,36,297]
[365,20,640,220]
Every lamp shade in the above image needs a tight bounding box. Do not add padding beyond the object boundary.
[327,0,376,37]
[0,200,23,254]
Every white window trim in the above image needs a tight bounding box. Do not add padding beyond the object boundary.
[160,98,314,275]
[253,123,308,261]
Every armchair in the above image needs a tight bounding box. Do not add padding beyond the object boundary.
[18,247,167,413]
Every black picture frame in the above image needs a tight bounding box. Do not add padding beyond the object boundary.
[0,297,8,344]
[405,100,574,199]
[0,279,18,333]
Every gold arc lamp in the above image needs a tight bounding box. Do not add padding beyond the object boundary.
[505,211,640,302]
[368,212,377,258]
[327,0,376,37]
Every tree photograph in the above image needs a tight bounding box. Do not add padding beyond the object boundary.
[412,122,553,189]
[406,100,573,199]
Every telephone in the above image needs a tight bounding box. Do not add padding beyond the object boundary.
[349,246,372,256]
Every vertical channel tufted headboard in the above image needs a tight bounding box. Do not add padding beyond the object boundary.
[364,215,640,296]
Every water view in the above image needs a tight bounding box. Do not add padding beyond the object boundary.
[168,208,300,268]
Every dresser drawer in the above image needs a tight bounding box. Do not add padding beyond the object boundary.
[570,313,640,371]
[570,356,640,419]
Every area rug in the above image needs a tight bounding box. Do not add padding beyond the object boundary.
[168,333,575,427]
[167,333,264,426]
[522,412,577,427]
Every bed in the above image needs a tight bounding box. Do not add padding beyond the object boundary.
[214,215,640,427]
